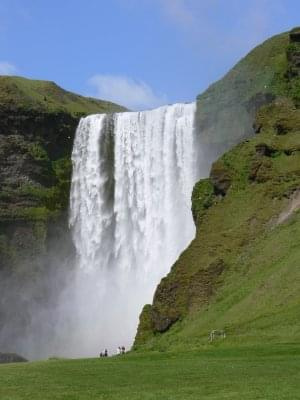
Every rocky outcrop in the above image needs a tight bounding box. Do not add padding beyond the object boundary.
[290,27,300,43]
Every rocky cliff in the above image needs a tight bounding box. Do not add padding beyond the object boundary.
[135,28,300,350]
[0,76,125,270]
[0,77,125,349]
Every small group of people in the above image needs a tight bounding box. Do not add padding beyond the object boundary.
[117,346,126,355]
[99,346,126,358]
[99,349,108,357]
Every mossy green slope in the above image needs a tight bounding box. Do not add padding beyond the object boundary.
[195,29,295,168]
[0,75,126,115]
[135,28,300,351]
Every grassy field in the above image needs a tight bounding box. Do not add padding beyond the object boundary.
[0,345,300,399]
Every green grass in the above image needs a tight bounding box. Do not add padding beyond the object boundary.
[0,76,126,115]
[0,345,300,399]
[149,209,300,351]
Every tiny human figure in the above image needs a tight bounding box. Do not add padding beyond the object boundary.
[99,352,103,358]
[104,349,108,357]
[121,346,125,354]
[117,346,121,355]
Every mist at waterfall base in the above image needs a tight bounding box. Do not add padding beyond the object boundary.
[0,102,207,359]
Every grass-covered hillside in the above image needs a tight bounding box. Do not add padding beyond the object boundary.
[195,29,298,168]
[135,28,300,351]
[0,76,125,115]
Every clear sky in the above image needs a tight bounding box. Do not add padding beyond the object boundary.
[0,0,300,109]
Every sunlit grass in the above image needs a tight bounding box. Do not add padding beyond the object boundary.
[0,344,299,399]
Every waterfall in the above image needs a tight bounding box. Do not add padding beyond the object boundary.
[68,103,197,355]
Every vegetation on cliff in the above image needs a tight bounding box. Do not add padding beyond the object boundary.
[195,29,292,169]
[0,76,125,115]
[0,76,125,272]
[135,28,300,351]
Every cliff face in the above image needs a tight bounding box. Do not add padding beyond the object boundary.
[0,77,125,347]
[0,76,125,271]
[135,28,300,350]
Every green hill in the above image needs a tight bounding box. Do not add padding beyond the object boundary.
[195,29,299,170]
[0,75,126,115]
[135,28,300,351]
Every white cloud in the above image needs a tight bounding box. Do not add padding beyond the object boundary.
[0,61,17,75]
[88,75,168,111]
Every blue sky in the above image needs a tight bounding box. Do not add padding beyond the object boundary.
[0,0,299,109]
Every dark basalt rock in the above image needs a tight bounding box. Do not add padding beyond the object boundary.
[0,352,28,363]
[290,28,300,43]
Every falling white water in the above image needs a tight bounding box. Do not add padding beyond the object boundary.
[68,103,197,356]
